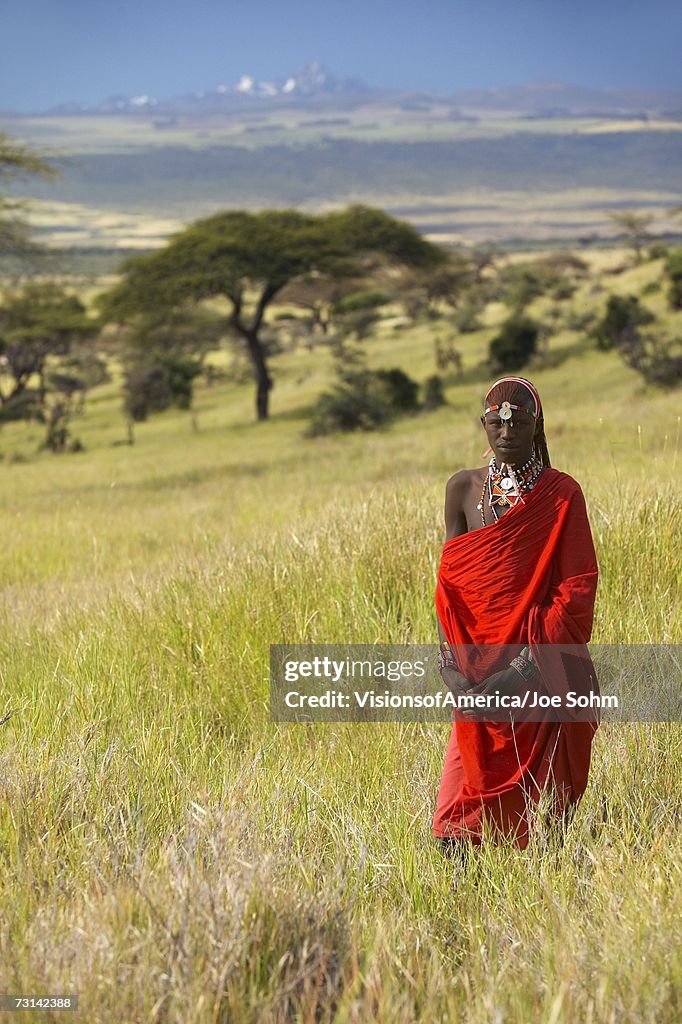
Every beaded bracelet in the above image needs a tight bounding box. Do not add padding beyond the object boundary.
[510,646,536,682]
[437,641,460,674]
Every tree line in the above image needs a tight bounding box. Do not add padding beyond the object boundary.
[1,131,681,453]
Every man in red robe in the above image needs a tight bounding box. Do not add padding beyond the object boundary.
[433,376,599,851]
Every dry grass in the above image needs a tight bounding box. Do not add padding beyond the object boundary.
[0,250,681,1021]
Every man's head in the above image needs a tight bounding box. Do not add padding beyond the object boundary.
[480,376,550,467]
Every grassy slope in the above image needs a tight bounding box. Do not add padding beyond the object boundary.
[0,251,681,1022]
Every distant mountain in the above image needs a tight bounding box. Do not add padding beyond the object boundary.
[40,62,375,116]
[452,81,682,117]
[5,67,680,118]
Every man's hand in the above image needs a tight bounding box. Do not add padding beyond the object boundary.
[470,667,527,697]
[458,667,529,721]
[440,666,474,698]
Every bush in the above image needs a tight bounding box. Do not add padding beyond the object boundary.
[123,364,173,422]
[123,354,201,421]
[648,241,669,260]
[489,316,539,371]
[593,295,655,352]
[0,388,42,424]
[374,368,420,412]
[665,247,682,310]
[306,371,393,436]
[306,365,420,436]
[422,374,446,410]
[155,352,202,410]
[590,295,678,385]
[617,328,682,387]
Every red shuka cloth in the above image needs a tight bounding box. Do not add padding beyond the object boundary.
[433,468,599,847]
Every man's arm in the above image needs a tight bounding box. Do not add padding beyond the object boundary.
[444,470,469,541]
[438,472,473,695]
[436,618,472,696]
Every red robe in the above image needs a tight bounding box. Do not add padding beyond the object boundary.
[433,468,599,847]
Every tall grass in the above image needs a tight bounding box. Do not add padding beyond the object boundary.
[0,269,680,1020]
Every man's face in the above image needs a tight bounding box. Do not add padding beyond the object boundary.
[480,409,536,466]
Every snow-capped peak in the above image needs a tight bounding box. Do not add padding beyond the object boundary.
[236,75,255,94]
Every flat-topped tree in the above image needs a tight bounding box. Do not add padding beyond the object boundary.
[607,211,654,265]
[100,205,445,421]
[0,284,95,406]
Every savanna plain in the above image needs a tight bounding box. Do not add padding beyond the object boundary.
[0,249,681,1023]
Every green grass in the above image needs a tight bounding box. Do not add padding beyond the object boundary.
[0,252,681,1021]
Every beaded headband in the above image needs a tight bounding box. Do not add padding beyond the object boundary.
[483,400,533,421]
[481,376,543,458]
[483,376,541,419]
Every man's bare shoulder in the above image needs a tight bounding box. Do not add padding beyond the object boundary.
[444,467,487,537]
[445,467,486,494]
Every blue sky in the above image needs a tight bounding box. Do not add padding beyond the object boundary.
[2,0,681,111]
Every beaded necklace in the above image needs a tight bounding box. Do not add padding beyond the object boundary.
[477,453,544,526]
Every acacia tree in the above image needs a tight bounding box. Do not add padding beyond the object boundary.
[100,205,445,421]
[0,284,97,450]
[0,132,55,263]
[0,284,94,396]
[608,211,654,265]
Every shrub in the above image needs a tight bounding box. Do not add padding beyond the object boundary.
[123,364,174,422]
[489,316,539,371]
[617,328,682,387]
[648,241,669,260]
[306,370,393,436]
[593,295,655,352]
[306,365,420,436]
[123,354,201,421]
[422,374,447,409]
[153,353,201,410]
[665,247,682,310]
[374,368,420,412]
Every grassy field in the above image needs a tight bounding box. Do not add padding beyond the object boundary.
[0,250,681,1021]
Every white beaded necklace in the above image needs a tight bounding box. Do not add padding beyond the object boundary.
[477,452,544,525]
